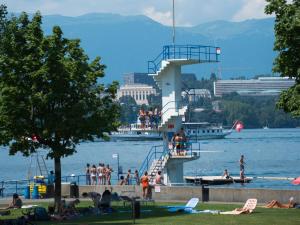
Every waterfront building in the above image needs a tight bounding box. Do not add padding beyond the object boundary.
[123,72,156,86]
[117,84,156,105]
[214,77,295,97]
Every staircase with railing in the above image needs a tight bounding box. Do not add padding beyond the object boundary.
[159,100,188,130]
[138,142,201,184]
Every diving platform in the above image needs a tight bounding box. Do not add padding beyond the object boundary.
[148,45,220,75]
[138,44,220,185]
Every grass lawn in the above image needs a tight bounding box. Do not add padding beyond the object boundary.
[1,201,299,225]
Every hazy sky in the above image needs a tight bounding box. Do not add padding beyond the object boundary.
[3,0,273,26]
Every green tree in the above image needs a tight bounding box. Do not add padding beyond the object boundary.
[0,11,119,210]
[265,0,300,117]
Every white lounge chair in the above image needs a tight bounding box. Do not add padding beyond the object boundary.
[167,198,199,212]
[220,198,257,215]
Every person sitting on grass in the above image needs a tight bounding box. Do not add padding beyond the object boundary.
[6,193,22,209]
[64,199,80,213]
[265,197,298,208]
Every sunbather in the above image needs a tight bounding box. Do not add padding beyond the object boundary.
[265,197,297,208]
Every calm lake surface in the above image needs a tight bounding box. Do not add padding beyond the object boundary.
[1,128,300,190]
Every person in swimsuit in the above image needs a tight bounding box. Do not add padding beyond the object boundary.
[175,133,182,155]
[90,165,97,185]
[265,197,297,208]
[155,171,163,185]
[134,169,140,185]
[222,169,232,179]
[106,164,113,185]
[97,163,104,185]
[126,169,132,185]
[140,172,149,199]
[239,155,245,180]
[85,163,91,185]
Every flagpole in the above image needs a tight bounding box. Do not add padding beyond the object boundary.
[172,0,175,46]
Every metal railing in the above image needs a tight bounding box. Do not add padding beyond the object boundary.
[148,44,220,74]
[138,141,201,177]
[0,174,122,198]
[138,145,165,176]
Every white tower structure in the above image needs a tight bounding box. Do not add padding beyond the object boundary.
[141,45,220,185]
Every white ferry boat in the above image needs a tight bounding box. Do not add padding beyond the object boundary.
[111,121,231,141]
[183,122,232,140]
[110,123,162,141]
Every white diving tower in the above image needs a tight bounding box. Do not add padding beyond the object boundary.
[139,45,220,185]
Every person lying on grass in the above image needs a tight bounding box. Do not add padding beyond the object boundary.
[265,197,299,208]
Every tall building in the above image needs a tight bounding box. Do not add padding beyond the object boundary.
[214,77,295,97]
[117,84,157,105]
[123,72,156,86]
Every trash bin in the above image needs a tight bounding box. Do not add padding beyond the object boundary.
[202,185,209,202]
[70,182,79,198]
[132,199,140,219]
[46,184,54,198]
[23,186,30,199]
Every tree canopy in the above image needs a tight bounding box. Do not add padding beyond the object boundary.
[265,0,300,117]
[0,9,120,210]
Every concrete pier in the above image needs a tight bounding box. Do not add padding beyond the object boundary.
[61,184,300,204]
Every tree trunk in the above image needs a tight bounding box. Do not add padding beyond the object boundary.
[54,156,62,212]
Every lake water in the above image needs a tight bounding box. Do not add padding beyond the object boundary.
[1,128,300,190]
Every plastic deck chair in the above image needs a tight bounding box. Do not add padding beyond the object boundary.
[220,198,257,215]
[167,198,199,212]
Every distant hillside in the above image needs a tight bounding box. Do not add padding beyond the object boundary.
[27,13,276,83]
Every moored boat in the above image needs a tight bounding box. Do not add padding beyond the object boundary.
[111,121,232,141]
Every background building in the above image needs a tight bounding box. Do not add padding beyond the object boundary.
[117,84,157,105]
[123,72,156,86]
[214,77,295,97]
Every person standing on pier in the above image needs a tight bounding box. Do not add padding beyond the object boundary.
[134,169,140,185]
[239,155,245,180]
[126,169,132,185]
[85,163,91,185]
[91,165,97,185]
[140,172,149,199]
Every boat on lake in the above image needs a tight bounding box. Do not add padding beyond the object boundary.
[183,122,232,140]
[111,124,162,141]
[111,121,232,141]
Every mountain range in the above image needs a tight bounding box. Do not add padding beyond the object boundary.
[37,13,276,83]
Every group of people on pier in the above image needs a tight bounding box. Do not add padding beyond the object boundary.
[139,108,161,129]
[222,155,247,181]
[85,163,113,186]
[169,128,188,156]
[118,169,140,185]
